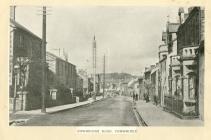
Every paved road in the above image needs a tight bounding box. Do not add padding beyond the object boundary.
[22,96,138,126]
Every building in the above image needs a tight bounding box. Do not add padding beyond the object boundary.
[88,78,93,95]
[10,19,43,111]
[77,69,90,96]
[47,52,76,90]
[47,52,77,106]
[155,7,204,119]
[163,21,180,112]
[159,7,204,118]
[143,67,152,101]
[167,54,182,113]
[128,79,139,98]
[175,7,204,118]
[139,6,204,120]
[197,7,205,120]
[138,77,144,100]
[158,20,180,110]
[197,40,204,120]
[76,74,83,96]
[150,63,159,105]
[158,44,168,107]
[119,82,129,96]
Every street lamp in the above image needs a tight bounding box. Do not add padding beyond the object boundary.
[13,64,20,113]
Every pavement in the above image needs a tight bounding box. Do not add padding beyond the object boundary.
[9,96,104,125]
[135,99,204,126]
[10,96,138,126]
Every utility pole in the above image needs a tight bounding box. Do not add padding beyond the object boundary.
[103,54,105,98]
[93,35,96,100]
[41,6,47,113]
[11,5,17,113]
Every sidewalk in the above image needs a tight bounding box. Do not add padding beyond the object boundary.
[10,96,104,123]
[135,100,203,126]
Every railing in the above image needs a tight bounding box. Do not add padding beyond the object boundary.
[181,47,198,58]
[164,96,183,115]
[9,98,22,111]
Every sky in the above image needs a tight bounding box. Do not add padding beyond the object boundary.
[14,6,179,76]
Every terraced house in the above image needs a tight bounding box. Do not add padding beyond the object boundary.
[10,19,43,111]
[47,52,77,106]
[175,7,204,119]
[160,7,204,119]
[142,7,204,119]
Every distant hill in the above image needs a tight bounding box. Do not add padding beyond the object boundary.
[98,72,137,84]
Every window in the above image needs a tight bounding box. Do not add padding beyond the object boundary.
[168,77,172,94]
[19,35,24,47]
[175,76,181,97]
[50,89,57,100]
[29,40,33,58]
[185,49,188,55]
[175,76,178,96]
[188,74,196,99]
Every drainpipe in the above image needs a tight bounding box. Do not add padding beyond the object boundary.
[196,7,201,117]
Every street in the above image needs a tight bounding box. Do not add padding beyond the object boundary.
[8,6,204,128]
[21,96,138,126]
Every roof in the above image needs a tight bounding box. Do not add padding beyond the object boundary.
[77,73,88,80]
[77,74,83,80]
[151,66,159,74]
[159,44,168,53]
[128,79,138,88]
[47,51,60,59]
[178,7,200,32]
[167,23,180,33]
[162,32,167,41]
[10,19,42,40]
[159,44,167,48]
[47,52,76,67]
[159,56,167,63]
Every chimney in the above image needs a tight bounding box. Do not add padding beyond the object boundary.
[178,7,184,24]
[10,6,16,20]
[188,7,194,13]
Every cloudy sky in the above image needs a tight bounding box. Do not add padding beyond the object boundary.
[14,6,179,75]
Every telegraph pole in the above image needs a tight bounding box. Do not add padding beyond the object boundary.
[11,5,17,113]
[103,54,105,98]
[41,6,47,113]
[93,35,96,100]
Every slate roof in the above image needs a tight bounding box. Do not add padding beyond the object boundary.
[10,19,42,40]
[167,23,180,33]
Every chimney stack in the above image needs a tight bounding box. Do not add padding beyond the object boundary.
[178,7,184,24]
[10,6,16,20]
